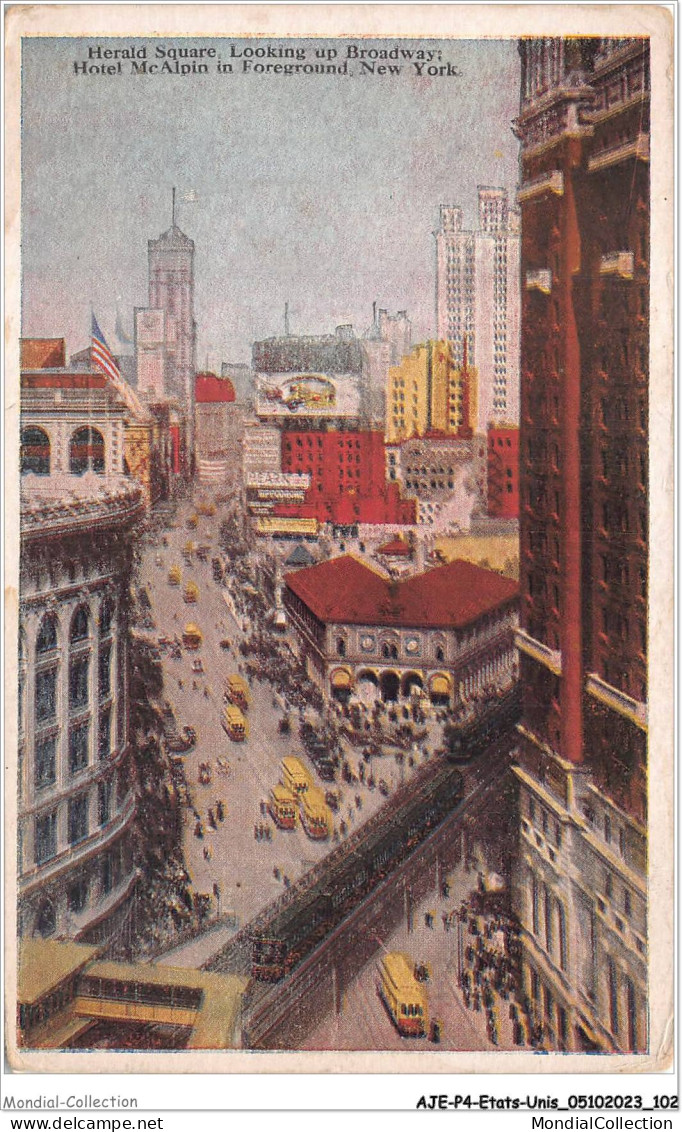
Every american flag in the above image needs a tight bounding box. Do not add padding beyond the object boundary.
[91,312,146,420]
[91,313,123,382]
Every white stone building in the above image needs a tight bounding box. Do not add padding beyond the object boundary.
[435,187,521,431]
[18,470,144,945]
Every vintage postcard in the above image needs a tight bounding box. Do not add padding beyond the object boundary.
[3,2,674,1082]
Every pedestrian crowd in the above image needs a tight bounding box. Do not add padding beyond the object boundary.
[455,895,530,1047]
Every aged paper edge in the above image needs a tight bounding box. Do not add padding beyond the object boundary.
[3,2,675,1076]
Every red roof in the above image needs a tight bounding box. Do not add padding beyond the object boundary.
[285,555,518,629]
[20,338,66,369]
[195,373,236,404]
[377,535,412,557]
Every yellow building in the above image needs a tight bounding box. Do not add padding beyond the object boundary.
[385,340,478,443]
[16,939,248,1051]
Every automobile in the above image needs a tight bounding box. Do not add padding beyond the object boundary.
[158,635,171,647]
[219,638,231,650]
[166,726,197,754]
[324,790,340,812]
[192,659,204,674]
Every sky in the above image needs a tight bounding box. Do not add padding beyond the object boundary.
[21,36,520,367]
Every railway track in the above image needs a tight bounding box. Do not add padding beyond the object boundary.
[240,739,516,1048]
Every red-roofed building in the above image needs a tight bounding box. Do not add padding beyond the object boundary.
[194,371,243,486]
[20,338,66,370]
[284,554,519,705]
[195,373,236,404]
[377,534,412,557]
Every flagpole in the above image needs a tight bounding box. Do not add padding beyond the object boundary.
[172,186,176,227]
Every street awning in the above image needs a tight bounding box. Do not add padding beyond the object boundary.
[430,675,451,695]
[331,669,352,689]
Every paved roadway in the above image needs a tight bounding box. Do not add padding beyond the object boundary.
[140,497,436,960]
[301,857,515,1052]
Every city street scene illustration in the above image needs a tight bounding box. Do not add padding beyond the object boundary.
[14,30,655,1057]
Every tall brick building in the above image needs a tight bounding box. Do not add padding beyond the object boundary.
[513,37,649,1052]
[279,429,416,528]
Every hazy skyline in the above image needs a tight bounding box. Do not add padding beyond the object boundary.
[22,36,520,367]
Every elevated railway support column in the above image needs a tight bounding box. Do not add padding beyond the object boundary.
[403,880,413,933]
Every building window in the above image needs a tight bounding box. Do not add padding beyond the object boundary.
[34,734,57,791]
[605,872,613,900]
[98,708,111,760]
[98,645,111,701]
[531,969,540,1002]
[624,978,637,1052]
[70,427,105,475]
[21,426,51,476]
[436,646,445,662]
[69,721,90,775]
[99,600,114,637]
[35,668,57,724]
[98,778,112,826]
[608,958,619,1036]
[557,902,567,970]
[67,877,88,914]
[531,873,539,935]
[36,615,58,654]
[35,810,57,865]
[557,1005,568,1050]
[336,638,346,657]
[624,889,632,917]
[70,606,90,643]
[101,853,113,895]
[544,885,553,955]
[69,657,90,711]
[35,899,56,937]
[68,794,89,845]
[604,813,612,843]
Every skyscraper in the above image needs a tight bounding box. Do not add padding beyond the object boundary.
[146,213,197,456]
[435,187,520,431]
[513,37,649,1053]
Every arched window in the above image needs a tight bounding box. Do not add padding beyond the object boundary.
[436,645,445,663]
[70,427,105,475]
[336,637,346,657]
[21,427,51,476]
[36,615,58,654]
[70,606,90,643]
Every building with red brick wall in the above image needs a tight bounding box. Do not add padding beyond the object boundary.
[512,37,649,1054]
[487,425,519,518]
[279,429,416,527]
